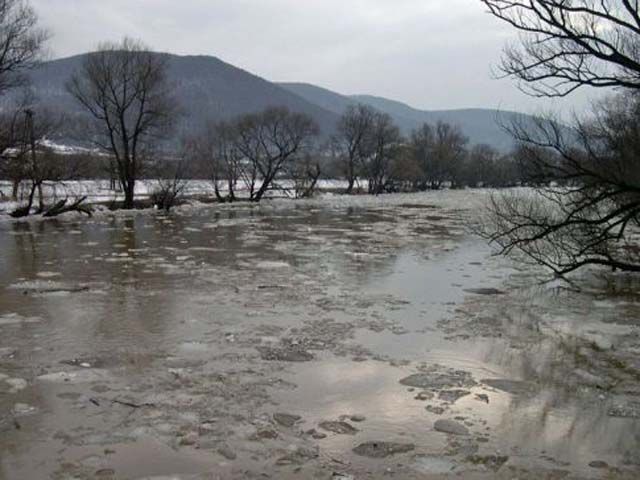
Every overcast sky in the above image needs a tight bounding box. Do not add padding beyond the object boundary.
[32,0,596,114]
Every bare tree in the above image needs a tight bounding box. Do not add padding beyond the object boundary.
[465,143,520,188]
[67,38,176,209]
[479,1,640,274]
[0,94,28,199]
[478,91,640,275]
[333,104,376,194]
[466,144,499,187]
[149,150,189,212]
[363,112,402,195]
[233,107,319,202]
[410,122,468,190]
[389,144,422,192]
[195,120,242,202]
[0,0,47,96]
[288,152,322,199]
[0,0,48,200]
[481,0,640,96]
[5,105,87,217]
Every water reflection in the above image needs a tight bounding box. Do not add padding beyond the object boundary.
[0,200,637,478]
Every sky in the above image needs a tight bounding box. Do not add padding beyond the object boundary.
[32,0,596,115]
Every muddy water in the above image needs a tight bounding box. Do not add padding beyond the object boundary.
[0,192,639,480]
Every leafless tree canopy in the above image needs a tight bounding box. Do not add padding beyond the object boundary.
[482,0,640,96]
[0,92,27,182]
[233,107,319,202]
[0,0,47,95]
[478,91,640,274]
[333,104,377,194]
[478,1,640,275]
[409,122,468,190]
[466,144,509,187]
[67,38,176,209]
[481,0,640,96]
[0,95,86,217]
[192,120,243,202]
[361,112,402,195]
[149,142,190,212]
[331,110,521,194]
[190,107,319,202]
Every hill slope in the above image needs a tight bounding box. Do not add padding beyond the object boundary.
[19,53,340,137]
[13,53,531,151]
[279,82,528,150]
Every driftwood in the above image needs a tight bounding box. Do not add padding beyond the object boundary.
[111,399,156,409]
[42,196,93,217]
[10,196,93,218]
[9,205,31,218]
[88,397,156,409]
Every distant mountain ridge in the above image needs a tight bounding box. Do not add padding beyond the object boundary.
[279,82,528,151]
[11,52,529,151]
[17,53,339,136]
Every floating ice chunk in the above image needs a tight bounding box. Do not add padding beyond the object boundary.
[37,369,109,383]
[0,313,41,325]
[413,455,459,474]
[36,271,61,278]
[256,261,290,269]
[13,403,36,416]
[6,378,27,393]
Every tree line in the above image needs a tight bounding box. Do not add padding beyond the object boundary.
[0,0,531,216]
[329,104,523,194]
[2,0,639,276]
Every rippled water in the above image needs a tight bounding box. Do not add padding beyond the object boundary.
[0,192,638,479]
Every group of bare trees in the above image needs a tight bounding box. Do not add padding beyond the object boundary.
[478,0,640,275]
[62,39,323,207]
[0,0,46,208]
[188,107,320,202]
[0,0,537,215]
[332,105,402,194]
[0,0,90,217]
[332,104,523,194]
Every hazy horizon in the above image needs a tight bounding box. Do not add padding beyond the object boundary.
[34,0,601,115]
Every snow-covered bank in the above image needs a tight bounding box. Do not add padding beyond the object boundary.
[0,178,499,221]
[0,179,358,214]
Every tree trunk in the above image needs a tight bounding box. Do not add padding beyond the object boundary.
[228,178,236,202]
[36,183,44,213]
[345,177,354,195]
[253,176,273,202]
[11,179,19,201]
[213,180,224,202]
[24,182,36,214]
[123,180,135,209]
[109,160,117,190]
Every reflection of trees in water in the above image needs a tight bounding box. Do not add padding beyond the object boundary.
[4,222,38,280]
[5,220,77,281]
[281,206,403,282]
[170,204,405,280]
[478,293,639,463]
[93,216,175,346]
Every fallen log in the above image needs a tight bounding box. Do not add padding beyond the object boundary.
[42,196,93,218]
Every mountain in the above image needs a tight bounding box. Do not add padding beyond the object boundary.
[16,53,340,138]
[13,52,530,151]
[279,82,527,151]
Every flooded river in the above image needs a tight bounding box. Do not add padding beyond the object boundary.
[0,191,638,479]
